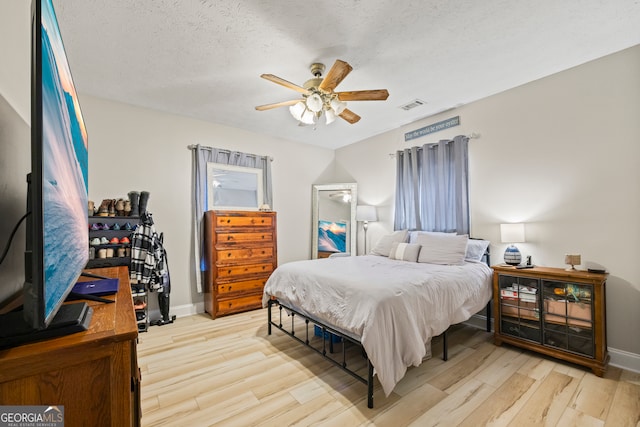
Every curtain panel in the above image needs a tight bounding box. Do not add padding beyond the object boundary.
[191,145,273,293]
[394,135,469,234]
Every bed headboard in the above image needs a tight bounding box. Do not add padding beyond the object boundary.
[469,237,491,266]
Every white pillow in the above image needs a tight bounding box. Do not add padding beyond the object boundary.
[370,230,409,257]
[417,233,469,265]
[389,242,421,262]
[465,239,490,262]
[408,230,455,244]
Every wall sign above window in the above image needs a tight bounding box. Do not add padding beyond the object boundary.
[404,116,460,141]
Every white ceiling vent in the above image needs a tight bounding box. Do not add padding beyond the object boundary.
[399,99,427,111]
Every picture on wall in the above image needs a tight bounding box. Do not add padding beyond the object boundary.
[318,220,347,254]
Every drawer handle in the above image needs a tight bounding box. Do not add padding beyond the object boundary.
[227,253,232,257]
[227,236,232,240]
[228,286,232,291]
[261,235,265,239]
[226,219,231,223]
[227,269,232,274]
[262,266,266,270]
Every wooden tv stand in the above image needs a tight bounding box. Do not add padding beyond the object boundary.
[0,266,140,426]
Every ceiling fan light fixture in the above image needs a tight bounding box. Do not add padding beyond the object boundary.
[289,101,305,121]
[305,93,323,113]
[258,59,387,127]
[325,108,336,124]
[330,97,347,115]
[300,108,316,125]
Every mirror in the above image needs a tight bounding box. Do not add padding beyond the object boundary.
[311,183,357,259]
[206,163,264,210]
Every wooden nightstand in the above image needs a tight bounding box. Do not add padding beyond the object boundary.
[492,265,608,376]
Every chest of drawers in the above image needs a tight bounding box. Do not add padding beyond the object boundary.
[204,210,277,318]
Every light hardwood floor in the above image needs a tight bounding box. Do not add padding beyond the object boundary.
[137,309,640,426]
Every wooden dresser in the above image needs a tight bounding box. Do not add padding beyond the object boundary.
[204,210,277,318]
[0,266,140,426]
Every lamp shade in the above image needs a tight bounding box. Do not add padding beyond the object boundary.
[500,223,525,243]
[330,98,347,115]
[289,102,305,121]
[306,93,323,113]
[325,108,336,124]
[356,205,377,222]
[300,109,316,125]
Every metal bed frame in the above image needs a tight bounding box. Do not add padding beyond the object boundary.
[267,298,491,408]
[266,247,491,408]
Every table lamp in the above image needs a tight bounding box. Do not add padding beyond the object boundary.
[500,223,525,265]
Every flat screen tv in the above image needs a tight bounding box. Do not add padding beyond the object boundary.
[0,0,92,346]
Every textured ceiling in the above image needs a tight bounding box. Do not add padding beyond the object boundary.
[52,0,640,149]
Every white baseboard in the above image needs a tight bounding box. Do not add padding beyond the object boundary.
[465,314,640,374]
[608,347,640,373]
[146,302,203,323]
[171,302,204,318]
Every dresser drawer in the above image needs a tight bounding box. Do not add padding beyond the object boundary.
[216,215,273,228]
[217,262,273,279]
[218,278,267,295]
[217,247,274,262]
[217,231,273,245]
[216,294,262,316]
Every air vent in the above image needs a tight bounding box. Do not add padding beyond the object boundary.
[399,99,426,111]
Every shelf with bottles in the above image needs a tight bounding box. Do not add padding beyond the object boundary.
[541,279,594,356]
[542,281,593,328]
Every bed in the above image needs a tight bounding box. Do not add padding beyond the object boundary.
[262,232,492,408]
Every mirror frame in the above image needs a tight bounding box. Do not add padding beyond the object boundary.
[311,183,358,259]
[206,163,264,211]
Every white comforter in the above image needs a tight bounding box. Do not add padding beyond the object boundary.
[262,255,493,396]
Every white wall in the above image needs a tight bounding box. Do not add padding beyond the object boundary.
[0,1,30,124]
[0,1,30,306]
[81,96,334,315]
[336,45,640,367]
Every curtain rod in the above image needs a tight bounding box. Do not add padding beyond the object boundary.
[388,133,480,158]
[187,144,273,161]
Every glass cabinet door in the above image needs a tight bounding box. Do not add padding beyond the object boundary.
[498,275,541,343]
[542,280,594,357]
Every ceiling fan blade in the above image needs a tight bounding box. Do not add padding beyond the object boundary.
[255,99,302,111]
[260,74,309,94]
[339,109,361,124]
[318,59,353,92]
[336,89,389,101]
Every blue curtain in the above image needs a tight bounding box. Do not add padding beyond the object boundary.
[394,135,469,233]
[191,145,273,292]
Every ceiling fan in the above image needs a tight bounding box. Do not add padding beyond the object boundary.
[255,59,389,125]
